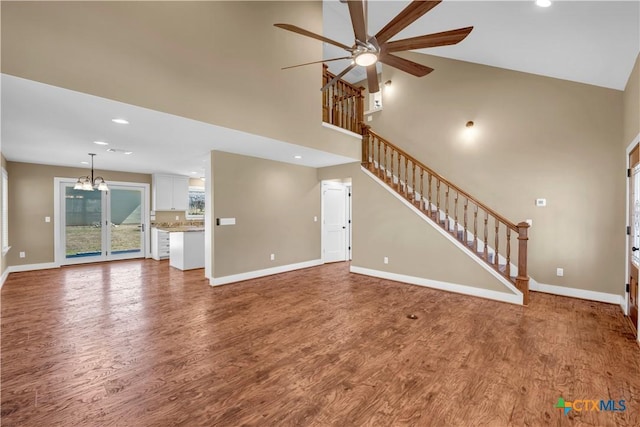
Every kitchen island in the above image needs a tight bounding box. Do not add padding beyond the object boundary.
[153,226,204,270]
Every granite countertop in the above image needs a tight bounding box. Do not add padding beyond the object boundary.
[154,226,205,233]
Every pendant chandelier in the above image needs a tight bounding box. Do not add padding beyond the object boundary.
[74,153,109,191]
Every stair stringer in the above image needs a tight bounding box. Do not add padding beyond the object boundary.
[373,163,540,289]
[360,166,524,304]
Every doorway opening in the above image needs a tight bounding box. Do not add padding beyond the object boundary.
[55,178,149,265]
[321,180,352,263]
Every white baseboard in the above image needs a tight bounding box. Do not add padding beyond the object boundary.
[210,259,323,286]
[7,262,59,274]
[350,265,523,305]
[530,281,622,305]
[0,268,9,288]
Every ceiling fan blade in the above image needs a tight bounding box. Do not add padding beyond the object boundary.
[282,57,352,70]
[385,27,473,53]
[321,63,357,91]
[274,23,352,51]
[367,65,380,93]
[375,1,442,45]
[347,0,368,43]
[379,53,434,77]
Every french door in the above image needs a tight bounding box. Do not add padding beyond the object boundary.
[59,181,147,265]
[628,145,639,335]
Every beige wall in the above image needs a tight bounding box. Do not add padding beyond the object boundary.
[359,53,624,295]
[1,1,359,160]
[6,162,150,267]
[318,162,513,294]
[623,54,640,146]
[211,151,320,278]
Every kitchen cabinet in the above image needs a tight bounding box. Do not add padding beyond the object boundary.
[152,174,189,211]
[151,228,170,260]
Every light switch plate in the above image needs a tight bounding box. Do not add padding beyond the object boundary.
[45,216,51,223]
[217,218,236,226]
[535,198,547,207]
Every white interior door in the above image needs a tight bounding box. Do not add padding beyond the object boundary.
[322,182,347,263]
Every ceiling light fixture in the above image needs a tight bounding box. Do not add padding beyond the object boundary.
[354,52,378,67]
[74,153,109,192]
[93,141,109,146]
[535,0,551,7]
[294,155,302,159]
[111,118,129,124]
[466,121,475,128]
[124,151,133,155]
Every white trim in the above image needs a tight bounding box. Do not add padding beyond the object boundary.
[0,268,9,288]
[530,281,623,305]
[360,166,523,297]
[350,266,523,305]
[210,259,323,286]
[7,262,58,273]
[321,122,362,139]
[624,131,640,318]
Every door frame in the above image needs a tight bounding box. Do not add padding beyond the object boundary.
[54,177,151,266]
[625,132,640,338]
[321,180,352,263]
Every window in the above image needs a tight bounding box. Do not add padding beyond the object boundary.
[187,186,205,219]
[2,168,8,254]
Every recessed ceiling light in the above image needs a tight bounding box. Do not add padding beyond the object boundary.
[80,161,89,165]
[536,0,551,7]
[191,171,198,174]
[294,155,302,159]
[106,148,116,152]
[112,118,129,124]
[124,151,133,155]
[93,141,109,146]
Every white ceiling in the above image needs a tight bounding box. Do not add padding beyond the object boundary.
[0,74,358,176]
[323,0,640,89]
[2,1,638,177]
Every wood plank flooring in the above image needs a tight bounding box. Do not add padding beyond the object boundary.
[1,260,639,426]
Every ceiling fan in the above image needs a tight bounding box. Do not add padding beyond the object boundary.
[275,0,473,93]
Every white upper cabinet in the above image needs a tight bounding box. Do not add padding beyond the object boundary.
[152,174,189,211]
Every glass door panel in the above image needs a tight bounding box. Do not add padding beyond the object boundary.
[109,187,143,256]
[64,185,103,259]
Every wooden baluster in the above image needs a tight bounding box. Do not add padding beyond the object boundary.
[506,228,511,279]
[436,180,441,221]
[397,152,401,191]
[463,199,468,245]
[473,205,478,252]
[377,137,381,175]
[483,211,489,261]
[412,163,416,201]
[404,157,409,197]
[419,169,424,210]
[383,144,387,181]
[494,219,499,268]
[390,150,394,186]
[516,222,530,305]
[454,193,459,237]
[428,174,433,217]
[445,186,450,230]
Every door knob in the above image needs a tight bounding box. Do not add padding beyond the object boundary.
[633,247,639,252]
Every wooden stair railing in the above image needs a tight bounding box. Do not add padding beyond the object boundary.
[322,64,365,134]
[361,126,530,304]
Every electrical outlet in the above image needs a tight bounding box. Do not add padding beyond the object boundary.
[525,219,533,226]
[19,252,26,258]
[270,253,275,261]
[45,216,51,223]
[383,256,389,264]
[535,198,547,207]
[175,215,180,221]
[314,216,318,222]
[556,268,564,277]
[367,115,373,122]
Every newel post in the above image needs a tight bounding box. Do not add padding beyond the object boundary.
[516,222,530,305]
[361,124,371,168]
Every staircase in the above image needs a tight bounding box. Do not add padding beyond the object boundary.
[361,126,530,304]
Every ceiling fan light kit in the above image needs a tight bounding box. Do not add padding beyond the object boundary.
[275,0,473,93]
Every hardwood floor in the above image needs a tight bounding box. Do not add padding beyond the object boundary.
[1,260,639,426]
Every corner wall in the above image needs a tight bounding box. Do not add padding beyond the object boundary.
[624,54,640,146]
[211,151,321,281]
